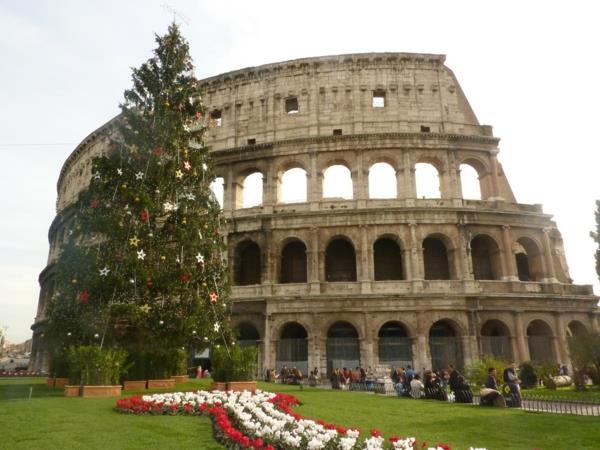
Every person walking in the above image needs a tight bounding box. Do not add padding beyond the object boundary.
[503,362,522,407]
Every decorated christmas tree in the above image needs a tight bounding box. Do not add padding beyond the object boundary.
[47,23,233,379]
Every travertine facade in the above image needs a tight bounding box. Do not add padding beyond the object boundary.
[31,53,599,376]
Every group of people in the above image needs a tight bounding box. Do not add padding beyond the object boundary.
[392,364,473,403]
[265,366,305,384]
[329,366,374,389]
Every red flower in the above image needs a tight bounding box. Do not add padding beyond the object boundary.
[139,210,150,221]
[370,428,381,438]
[78,291,90,304]
[436,445,451,450]
[180,273,190,283]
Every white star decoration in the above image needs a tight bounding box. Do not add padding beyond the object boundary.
[213,322,220,332]
[183,161,191,170]
[135,171,144,180]
[163,201,178,212]
[99,267,110,276]
[202,163,208,171]
[137,249,146,260]
[186,193,196,201]
[195,253,204,263]
[117,168,123,176]
[92,171,101,180]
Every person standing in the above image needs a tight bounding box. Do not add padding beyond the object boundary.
[503,362,522,407]
[481,367,506,407]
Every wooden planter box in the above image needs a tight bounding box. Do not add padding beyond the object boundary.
[64,385,80,397]
[211,381,257,392]
[171,375,189,385]
[81,385,123,397]
[54,378,69,388]
[210,381,228,391]
[46,377,55,387]
[147,379,176,389]
[123,380,147,391]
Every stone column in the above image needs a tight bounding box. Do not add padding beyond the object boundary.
[359,225,371,293]
[553,313,569,364]
[262,165,275,214]
[309,227,320,294]
[502,225,519,281]
[415,312,430,372]
[591,312,600,334]
[513,312,529,363]
[541,228,558,283]
[456,223,473,280]
[489,150,503,201]
[403,151,416,205]
[263,313,274,371]
[308,153,321,211]
[408,222,422,280]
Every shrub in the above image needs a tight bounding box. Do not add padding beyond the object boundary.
[568,332,600,388]
[125,348,188,380]
[465,356,509,387]
[67,345,128,385]
[212,344,257,382]
[519,362,538,388]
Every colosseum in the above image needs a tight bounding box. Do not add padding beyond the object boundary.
[31,53,599,376]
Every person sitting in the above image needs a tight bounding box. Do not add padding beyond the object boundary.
[480,367,506,407]
[424,370,448,401]
[410,374,425,399]
[308,370,318,387]
[330,368,341,389]
[448,364,473,403]
[393,367,406,396]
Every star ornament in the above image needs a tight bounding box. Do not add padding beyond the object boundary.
[135,171,144,180]
[92,171,101,180]
[209,292,219,303]
[175,169,183,179]
[213,322,220,332]
[195,253,204,264]
[117,168,123,176]
[137,249,146,260]
[140,304,151,314]
[183,161,191,171]
[99,266,110,276]
[129,236,140,247]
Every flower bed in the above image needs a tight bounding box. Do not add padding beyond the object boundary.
[116,389,485,450]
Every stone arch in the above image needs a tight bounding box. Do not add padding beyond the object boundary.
[515,236,544,282]
[527,319,555,363]
[238,170,264,208]
[423,234,456,280]
[323,162,353,200]
[326,321,360,376]
[471,234,502,280]
[277,161,308,203]
[325,236,357,282]
[276,322,308,374]
[459,157,490,200]
[378,321,412,367]
[210,177,225,209]
[415,162,441,199]
[373,236,404,280]
[233,240,261,285]
[567,320,588,337]
[429,319,464,371]
[235,322,261,344]
[280,239,307,283]
[368,162,397,199]
[480,319,513,360]
[459,163,482,200]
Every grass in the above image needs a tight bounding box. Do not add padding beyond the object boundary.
[1,378,599,449]
[522,385,600,401]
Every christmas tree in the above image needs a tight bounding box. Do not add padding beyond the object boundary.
[47,23,233,379]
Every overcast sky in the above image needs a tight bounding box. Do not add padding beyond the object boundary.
[1,0,599,343]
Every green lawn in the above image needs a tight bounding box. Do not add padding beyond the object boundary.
[1,378,599,450]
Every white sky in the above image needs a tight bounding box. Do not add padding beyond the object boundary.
[1,0,599,343]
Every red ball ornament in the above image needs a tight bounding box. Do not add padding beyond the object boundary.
[152,147,163,157]
[78,291,90,304]
[139,210,150,222]
[180,273,190,283]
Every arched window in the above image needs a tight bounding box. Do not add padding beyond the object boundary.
[325,238,357,282]
[423,237,450,280]
[279,168,307,203]
[210,177,225,209]
[373,238,403,280]
[327,321,360,376]
[323,165,353,200]
[527,320,555,363]
[242,172,263,208]
[429,320,463,371]
[515,238,544,282]
[378,321,411,366]
[567,320,588,337]
[471,235,501,280]
[277,322,308,375]
[459,164,481,200]
[280,240,307,283]
[368,162,396,199]
[236,322,260,348]
[480,320,512,360]
[234,240,261,285]
[415,163,440,199]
